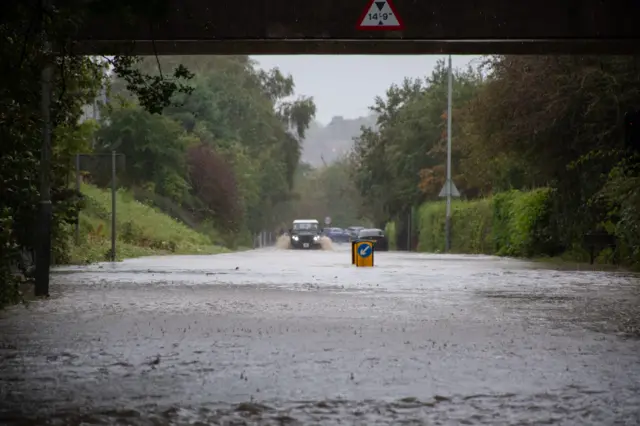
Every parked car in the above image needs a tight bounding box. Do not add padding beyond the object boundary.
[323,227,350,243]
[289,219,323,249]
[356,228,389,251]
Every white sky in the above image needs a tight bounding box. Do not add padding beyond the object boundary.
[252,55,481,124]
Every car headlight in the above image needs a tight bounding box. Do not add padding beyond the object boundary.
[292,235,299,240]
[313,235,320,240]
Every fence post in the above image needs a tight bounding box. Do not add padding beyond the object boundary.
[111,150,116,261]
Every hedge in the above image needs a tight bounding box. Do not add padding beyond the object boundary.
[389,188,558,257]
[384,221,398,250]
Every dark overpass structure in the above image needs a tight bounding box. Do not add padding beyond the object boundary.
[70,0,640,55]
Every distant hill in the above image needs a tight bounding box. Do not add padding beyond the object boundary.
[301,115,378,166]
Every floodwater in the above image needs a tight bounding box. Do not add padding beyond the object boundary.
[274,235,333,250]
[1,245,640,425]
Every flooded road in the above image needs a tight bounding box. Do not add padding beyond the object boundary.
[1,245,640,425]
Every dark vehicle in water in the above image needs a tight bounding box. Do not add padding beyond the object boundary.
[346,226,365,241]
[356,228,389,251]
[289,219,323,249]
[323,227,350,243]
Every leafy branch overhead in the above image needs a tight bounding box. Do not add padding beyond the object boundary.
[108,56,195,114]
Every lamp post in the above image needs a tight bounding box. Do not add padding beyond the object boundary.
[445,54,453,252]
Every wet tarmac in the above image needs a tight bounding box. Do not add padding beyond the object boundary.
[1,245,640,425]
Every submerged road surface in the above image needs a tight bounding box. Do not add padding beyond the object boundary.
[1,246,640,425]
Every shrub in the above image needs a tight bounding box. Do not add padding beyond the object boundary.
[492,188,555,257]
[415,188,557,257]
[384,222,397,250]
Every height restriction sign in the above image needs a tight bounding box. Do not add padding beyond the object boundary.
[357,0,404,31]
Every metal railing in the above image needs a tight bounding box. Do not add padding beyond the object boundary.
[254,231,276,248]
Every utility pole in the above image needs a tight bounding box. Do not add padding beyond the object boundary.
[35,0,53,297]
[445,55,453,252]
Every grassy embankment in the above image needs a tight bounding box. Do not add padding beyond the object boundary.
[68,184,229,264]
[388,188,632,268]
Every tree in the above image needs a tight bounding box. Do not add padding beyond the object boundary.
[0,1,196,305]
[187,144,241,230]
[102,56,317,238]
[350,54,640,264]
[281,159,367,228]
[95,105,190,200]
[463,56,640,249]
[350,61,483,227]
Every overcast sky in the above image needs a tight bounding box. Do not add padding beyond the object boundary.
[252,55,481,125]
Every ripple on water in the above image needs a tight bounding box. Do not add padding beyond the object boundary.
[2,392,640,425]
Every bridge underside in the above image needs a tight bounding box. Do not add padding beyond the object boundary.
[71,0,640,55]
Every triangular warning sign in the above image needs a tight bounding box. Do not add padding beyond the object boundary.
[438,179,461,198]
[356,0,404,31]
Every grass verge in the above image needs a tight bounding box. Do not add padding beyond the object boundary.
[67,184,228,264]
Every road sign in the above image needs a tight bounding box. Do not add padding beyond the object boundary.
[438,179,461,198]
[357,0,404,31]
[324,216,331,225]
[358,243,372,258]
[354,241,375,267]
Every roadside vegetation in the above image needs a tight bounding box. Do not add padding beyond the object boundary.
[3,2,640,309]
[350,56,640,268]
[68,184,228,264]
[1,2,317,307]
[96,56,316,248]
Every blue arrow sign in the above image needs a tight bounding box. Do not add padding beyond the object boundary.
[358,243,372,258]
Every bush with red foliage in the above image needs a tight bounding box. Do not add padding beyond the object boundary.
[186,144,241,231]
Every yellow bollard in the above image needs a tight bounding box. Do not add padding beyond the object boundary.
[354,240,374,267]
[351,240,358,264]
